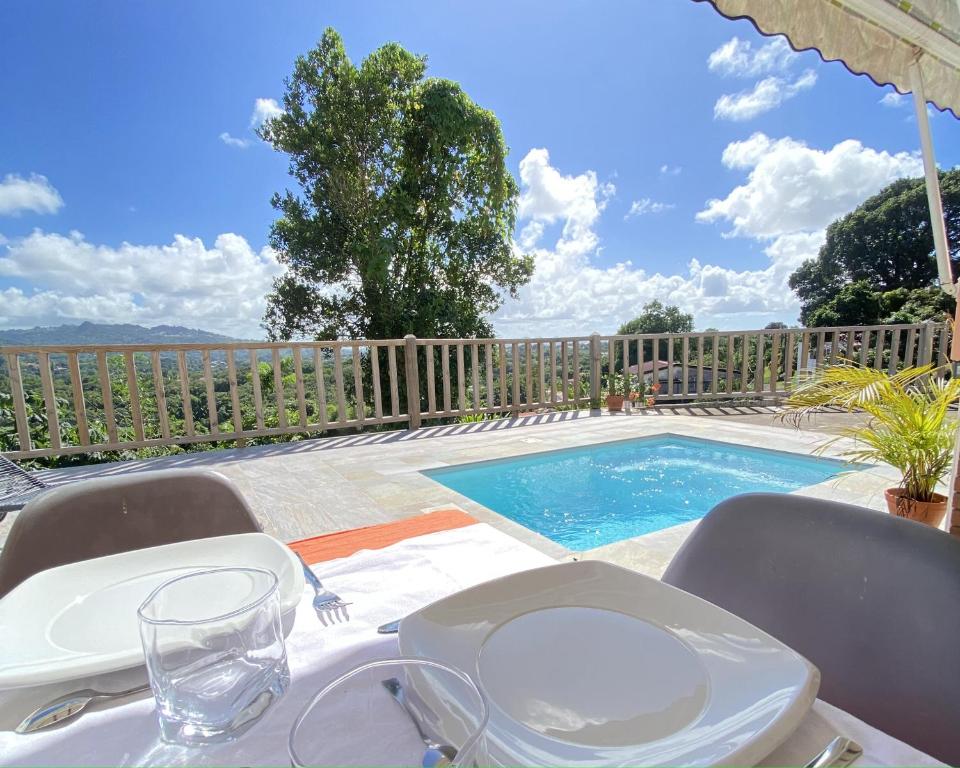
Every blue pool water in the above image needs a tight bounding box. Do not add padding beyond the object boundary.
[423,435,857,550]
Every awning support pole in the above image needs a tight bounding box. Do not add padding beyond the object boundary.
[910,60,958,535]
[909,61,952,294]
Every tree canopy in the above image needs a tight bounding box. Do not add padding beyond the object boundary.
[789,169,959,326]
[616,301,694,366]
[805,281,953,328]
[259,28,533,341]
[617,301,694,336]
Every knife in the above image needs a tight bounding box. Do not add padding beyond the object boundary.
[377,618,401,634]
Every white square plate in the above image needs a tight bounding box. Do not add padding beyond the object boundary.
[399,560,819,766]
[0,532,304,689]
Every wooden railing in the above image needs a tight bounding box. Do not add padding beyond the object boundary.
[0,322,949,460]
[594,321,951,402]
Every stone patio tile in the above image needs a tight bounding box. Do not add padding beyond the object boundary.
[1,408,918,561]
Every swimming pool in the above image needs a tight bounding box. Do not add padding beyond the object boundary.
[423,435,857,550]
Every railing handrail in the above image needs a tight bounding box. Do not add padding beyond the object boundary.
[0,321,942,355]
[0,321,950,460]
[595,321,939,342]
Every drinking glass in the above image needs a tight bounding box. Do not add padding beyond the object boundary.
[288,658,489,767]
[138,566,290,745]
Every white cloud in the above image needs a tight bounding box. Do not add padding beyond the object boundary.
[714,70,817,121]
[518,220,544,250]
[0,174,64,217]
[708,36,797,77]
[494,239,812,336]
[879,91,907,108]
[219,131,251,149]
[697,132,922,238]
[0,231,282,338]
[495,137,925,334]
[250,98,283,129]
[625,198,674,219]
[496,150,808,334]
[219,98,283,148]
[518,148,615,258]
[660,164,682,176]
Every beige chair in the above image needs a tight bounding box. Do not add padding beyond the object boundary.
[662,492,960,765]
[0,469,261,597]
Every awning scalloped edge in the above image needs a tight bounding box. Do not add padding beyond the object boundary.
[693,0,960,120]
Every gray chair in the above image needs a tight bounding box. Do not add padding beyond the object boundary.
[661,493,960,765]
[0,469,261,598]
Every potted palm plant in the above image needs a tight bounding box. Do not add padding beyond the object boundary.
[782,362,960,527]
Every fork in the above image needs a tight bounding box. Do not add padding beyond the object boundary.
[803,736,863,768]
[296,553,351,625]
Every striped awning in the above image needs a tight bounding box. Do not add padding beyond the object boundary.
[696,0,960,118]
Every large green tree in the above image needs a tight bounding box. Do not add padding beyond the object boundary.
[617,301,694,337]
[616,301,694,367]
[259,29,533,341]
[789,170,960,326]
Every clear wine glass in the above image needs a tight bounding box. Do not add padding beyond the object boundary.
[288,657,488,767]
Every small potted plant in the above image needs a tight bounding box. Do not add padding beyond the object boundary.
[782,362,960,528]
[606,374,625,412]
[636,381,661,409]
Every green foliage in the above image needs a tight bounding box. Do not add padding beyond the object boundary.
[789,170,960,325]
[782,362,960,502]
[457,411,505,424]
[259,28,533,342]
[3,345,563,468]
[882,286,955,325]
[604,372,624,397]
[617,301,694,337]
[806,280,882,327]
[616,301,694,368]
[0,351,366,468]
[806,280,953,328]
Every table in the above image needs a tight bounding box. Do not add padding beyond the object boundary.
[0,523,944,766]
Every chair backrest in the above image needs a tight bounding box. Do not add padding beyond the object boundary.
[661,493,960,765]
[0,469,261,597]
[0,455,49,515]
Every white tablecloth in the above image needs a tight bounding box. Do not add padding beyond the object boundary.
[0,524,944,767]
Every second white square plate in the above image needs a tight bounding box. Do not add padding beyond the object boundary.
[399,560,819,766]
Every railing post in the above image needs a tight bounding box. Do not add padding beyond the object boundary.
[404,334,421,429]
[589,333,601,407]
[918,322,935,366]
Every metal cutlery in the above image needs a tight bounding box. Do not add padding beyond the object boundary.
[16,683,151,734]
[377,617,401,634]
[382,677,457,767]
[296,553,350,624]
[803,736,863,768]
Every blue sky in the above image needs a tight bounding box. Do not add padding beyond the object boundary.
[1,0,957,338]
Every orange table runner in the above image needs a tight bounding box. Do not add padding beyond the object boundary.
[288,508,478,565]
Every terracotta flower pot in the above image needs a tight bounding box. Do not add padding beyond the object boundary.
[606,395,624,412]
[884,488,948,528]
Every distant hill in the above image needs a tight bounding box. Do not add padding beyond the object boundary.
[0,322,247,346]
